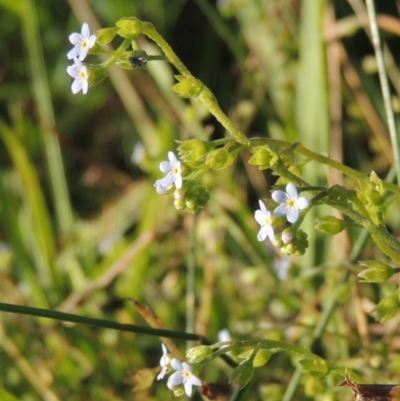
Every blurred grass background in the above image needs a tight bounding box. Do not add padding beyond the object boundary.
[0,0,400,400]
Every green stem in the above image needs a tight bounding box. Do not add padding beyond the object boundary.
[282,230,369,401]
[141,21,250,147]
[102,38,131,69]
[250,138,400,195]
[365,0,400,185]
[0,302,202,341]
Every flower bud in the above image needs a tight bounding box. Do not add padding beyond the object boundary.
[358,260,398,283]
[230,359,254,388]
[95,27,119,45]
[172,75,203,98]
[315,216,346,235]
[116,17,142,38]
[186,346,213,363]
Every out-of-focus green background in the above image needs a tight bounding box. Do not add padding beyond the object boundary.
[1,0,400,400]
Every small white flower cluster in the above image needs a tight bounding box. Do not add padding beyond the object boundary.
[255,183,309,242]
[154,151,183,194]
[66,23,96,95]
[157,344,202,397]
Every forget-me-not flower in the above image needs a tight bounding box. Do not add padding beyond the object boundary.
[254,200,275,242]
[154,152,183,193]
[67,22,96,61]
[67,58,89,94]
[272,183,309,224]
[167,358,202,397]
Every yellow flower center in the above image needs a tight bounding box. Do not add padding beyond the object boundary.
[286,198,296,210]
[80,39,88,49]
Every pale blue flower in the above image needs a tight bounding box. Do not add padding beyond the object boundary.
[67,58,89,94]
[272,183,309,224]
[155,151,183,192]
[167,358,201,396]
[254,200,275,242]
[67,22,96,61]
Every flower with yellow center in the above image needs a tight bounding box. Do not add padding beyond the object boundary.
[254,200,275,242]
[155,151,183,193]
[67,22,96,61]
[67,58,89,94]
[272,183,309,224]
[167,358,201,397]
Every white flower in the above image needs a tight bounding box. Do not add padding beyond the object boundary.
[156,151,183,191]
[67,22,96,61]
[154,179,172,195]
[67,58,89,94]
[271,183,309,224]
[157,344,171,381]
[167,358,202,397]
[254,200,275,242]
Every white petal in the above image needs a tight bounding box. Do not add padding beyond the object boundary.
[168,151,178,165]
[171,358,183,371]
[81,79,88,94]
[254,210,265,226]
[257,226,268,241]
[174,174,183,189]
[81,22,90,38]
[69,32,81,45]
[182,362,192,372]
[258,200,268,214]
[286,182,298,198]
[184,380,193,396]
[67,65,78,78]
[266,226,275,241]
[67,47,80,59]
[271,190,288,203]
[88,35,97,48]
[167,372,184,388]
[71,79,82,94]
[287,209,299,223]
[296,197,309,210]
[78,48,89,61]
[160,161,173,173]
[191,375,202,386]
[157,366,167,380]
[273,204,289,217]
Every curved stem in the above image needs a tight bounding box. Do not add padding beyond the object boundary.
[250,138,400,195]
[141,22,250,147]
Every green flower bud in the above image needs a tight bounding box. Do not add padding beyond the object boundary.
[95,27,119,45]
[205,148,229,170]
[281,228,294,244]
[230,359,254,388]
[186,346,213,363]
[172,75,203,98]
[177,139,211,163]
[248,146,277,170]
[86,64,108,86]
[116,17,142,38]
[315,215,346,235]
[174,198,186,210]
[358,260,399,283]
